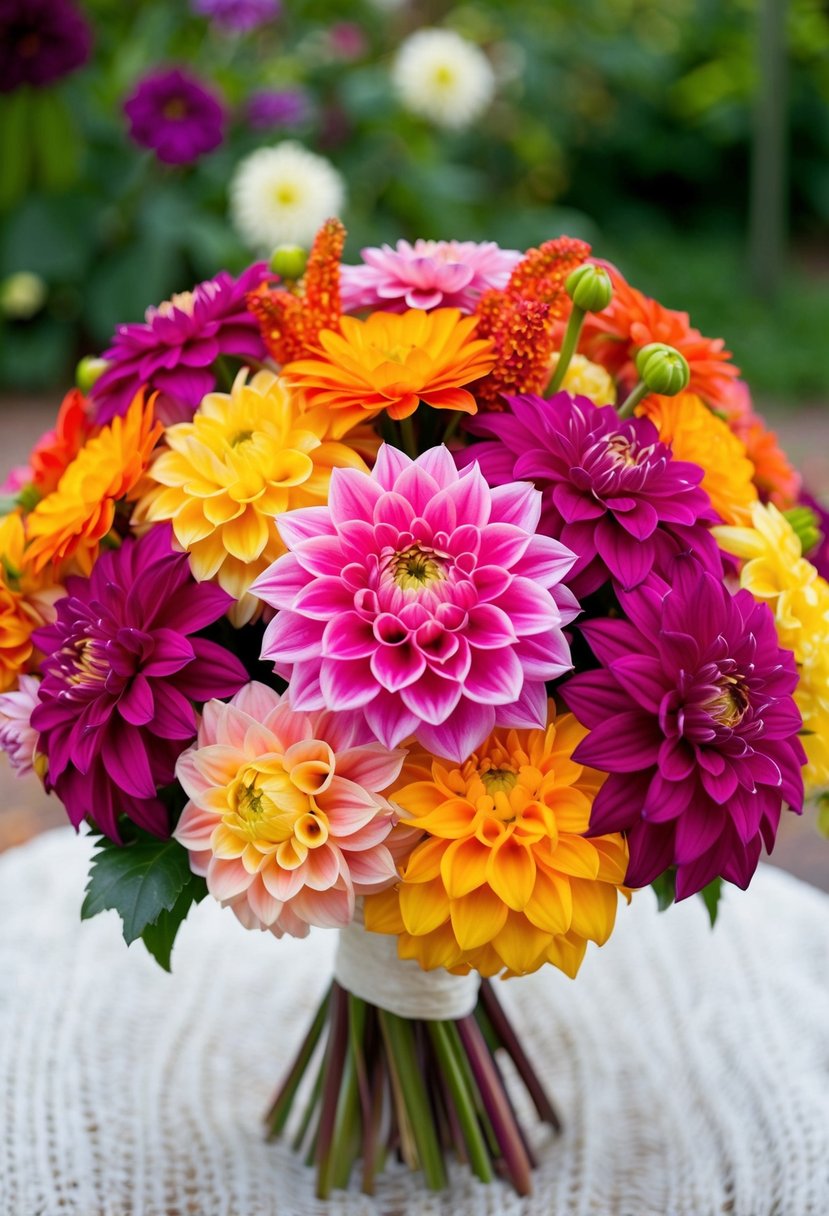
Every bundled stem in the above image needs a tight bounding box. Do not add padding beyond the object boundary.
[266,979,561,1198]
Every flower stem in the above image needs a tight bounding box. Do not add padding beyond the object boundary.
[617,380,649,420]
[378,1009,448,1191]
[479,980,562,1131]
[265,984,331,1138]
[443,411,462,446]
[314,983,350,1198]
[546,304,585,394]
[429,1020,494,1184]
[398,415,418,459]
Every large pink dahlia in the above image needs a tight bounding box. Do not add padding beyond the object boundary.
[561,557,806,899]
[175,681,409,936]
[31,525,248,840]
[251,445,578,761]
[339,239,521,314]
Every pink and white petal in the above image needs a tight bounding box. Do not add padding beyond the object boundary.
[495,680,548,729]
[320,657,380,710]
[335,743,406,792]
[249,554,308,610]
[207,856,253,901]
[261,860,307,903]
[299,843,343,892]
[417,699,496,763]
[488,481,541,531]
[261,611,326,662]
[246,873,284,927]
[349,845,399,891]
[317,775,382,834]
[363,690,420,749]
[173,800,217,849]
[327,466,384,526]
[401,668,463,725]
[513,534,577,587]
[463,646,524,704]
[373,443,412,490]
[274,506,335,549]
[289,883,355,929]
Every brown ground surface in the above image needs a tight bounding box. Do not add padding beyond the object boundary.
[1,395,828,894]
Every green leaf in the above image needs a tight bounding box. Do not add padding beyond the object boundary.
[651,869,676,912]
[139,872,207,972]
[698,877,724,928]
[82,834,196,945]
[0,91,31,210]
[30,89,81,192]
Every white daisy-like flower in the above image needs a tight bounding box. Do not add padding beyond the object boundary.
[392,28,495,130]
[229,141,345,253]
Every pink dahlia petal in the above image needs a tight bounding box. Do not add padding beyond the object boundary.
[417,700,496,762]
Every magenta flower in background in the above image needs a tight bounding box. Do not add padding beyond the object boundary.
[0,0,91,93]
[328,22,367,61]
[124,68,225,166]
[562,557,806,899]
[0,674,41,777]
[191,0,280,32]
[252,444,578,762]
[90,262,269,425]
[31,525,248,841]
[463,392,722,598]
[246,87,311,131]
[340,240,522,314]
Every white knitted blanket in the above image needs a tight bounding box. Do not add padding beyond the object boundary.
[1,827,827,1216]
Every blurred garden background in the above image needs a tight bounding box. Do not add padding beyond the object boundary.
[1,0,829,888]
[1,0,828,402]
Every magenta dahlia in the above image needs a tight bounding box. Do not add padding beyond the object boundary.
[251,444,578,761]
[124,67,225,166]
[31,525,247,841]
[561,556,806,899]
[339,240,521,315]
[463,392,722,597]
[91,262,269,424]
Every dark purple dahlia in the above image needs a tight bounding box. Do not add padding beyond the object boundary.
[123,67,225,166]
[31,525,247,841]
[0,0,91,92]
[90,262,269,425]
[463,392,721,597]
[561,557,806,899]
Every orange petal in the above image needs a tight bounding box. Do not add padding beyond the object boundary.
[485,835,537,911]
[492,911,550,976]
[523,867,572,936]
[440,836,490,900]
[399,876,451,936]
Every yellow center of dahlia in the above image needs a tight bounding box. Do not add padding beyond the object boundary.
[391,544,445,590]
[66,637,109,688]
[704,678,749,728]
[156,290,195,319]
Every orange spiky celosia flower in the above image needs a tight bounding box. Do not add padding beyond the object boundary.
[29,388,94,497]
[364,708,630,980]
[24,393,162,575]
[472,236,590,409]
[580,268,740,412]
[246,217,345,365]
[281,308,496,431]
[639,391,758,524]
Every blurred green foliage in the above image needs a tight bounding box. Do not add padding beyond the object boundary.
[1,0,828,401]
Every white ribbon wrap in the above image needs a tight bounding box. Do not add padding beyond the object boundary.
[334,903,480,1020]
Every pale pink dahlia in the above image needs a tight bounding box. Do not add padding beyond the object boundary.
[174,681,408,935]
[251,445,578,761]
[0,674,40,777]
[339,239,521,314]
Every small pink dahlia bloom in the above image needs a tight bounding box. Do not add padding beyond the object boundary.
[175,681,408,936]
[0,674,41,777]
[339,239,521,314]
[251,445,578,762]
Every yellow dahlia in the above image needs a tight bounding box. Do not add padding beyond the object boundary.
[715,501,829,793]
[364,708,630,979]
[548,352,616,405]
[639,391,757,524]
[24,393,162,576]
[136,368,368,625]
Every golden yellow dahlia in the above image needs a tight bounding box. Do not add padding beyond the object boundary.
[136,368,368,625]
[640,391,757,525]
[715,501,829,793]
[24,393,161,576]
[364,709,630,979]
[548,353,616,405]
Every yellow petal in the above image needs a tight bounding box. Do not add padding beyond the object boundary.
[568,879,619,945]
[485,835,536,911]
[221,509,270,562]
[440,837,490,899]
[397,923,466,972]
[403,796,477,840]
[399,876,450,936]
[523,867,572,936]
[492,911,550,976]
[545,930,588,979]
[364,887,405,936]
[401,835,446,884]
[449,885,508,951]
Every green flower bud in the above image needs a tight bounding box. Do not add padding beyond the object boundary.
[634,343,690,396]
[784,505,822,556]
[565,264,613,313]
[0,271,47,320]
[269,244,308,281]
[75,355,108,393]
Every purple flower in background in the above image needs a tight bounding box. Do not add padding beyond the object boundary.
[340,239,521,314]
[247,87,311,131]
[192,0,280,32]
[91,262,269,425]
[31,525,248,841]
[463,392,722,598]
[124,68,225,165]
[328,22,367,61]
[561,557,806,899]
[0,0,91,93]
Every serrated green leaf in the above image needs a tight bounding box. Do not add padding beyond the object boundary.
[139,872,207,972]
[698,877,724,928]
[82,836,195,944]
[651,869,676,912]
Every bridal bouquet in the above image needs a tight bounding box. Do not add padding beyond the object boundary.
[2,221,826,1198]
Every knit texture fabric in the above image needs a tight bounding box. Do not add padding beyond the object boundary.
[1,827,827,1216]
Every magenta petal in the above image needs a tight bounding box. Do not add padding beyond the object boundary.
[363,690,420,749]
[372,443,412,490]
[178,640,247,699]
[250,554,309,609]
[464,603,516,649]
[143,628,196,677]
[151,682,197,739]
[261,611,325,662]
[320,658,380,710]
[322,612,377,659]
[624,820,677,888]
[595,517,654,588]
[608,654,669,713]
[574,711,662,773]
[560,671,631,725]
[369,642,426,692]
[119,674,155,727]
[103,723,156,800]
[401,668,463,726]
[463,647,523,704]
[588,773,650,834]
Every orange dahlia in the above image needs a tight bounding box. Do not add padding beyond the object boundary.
[364,708,630,979]
[29,388,94,497]
[24,393,162,575]
[581,269,740,412]
[639,391,758,524]
[281,308,496,432]
[0,513,59,692]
